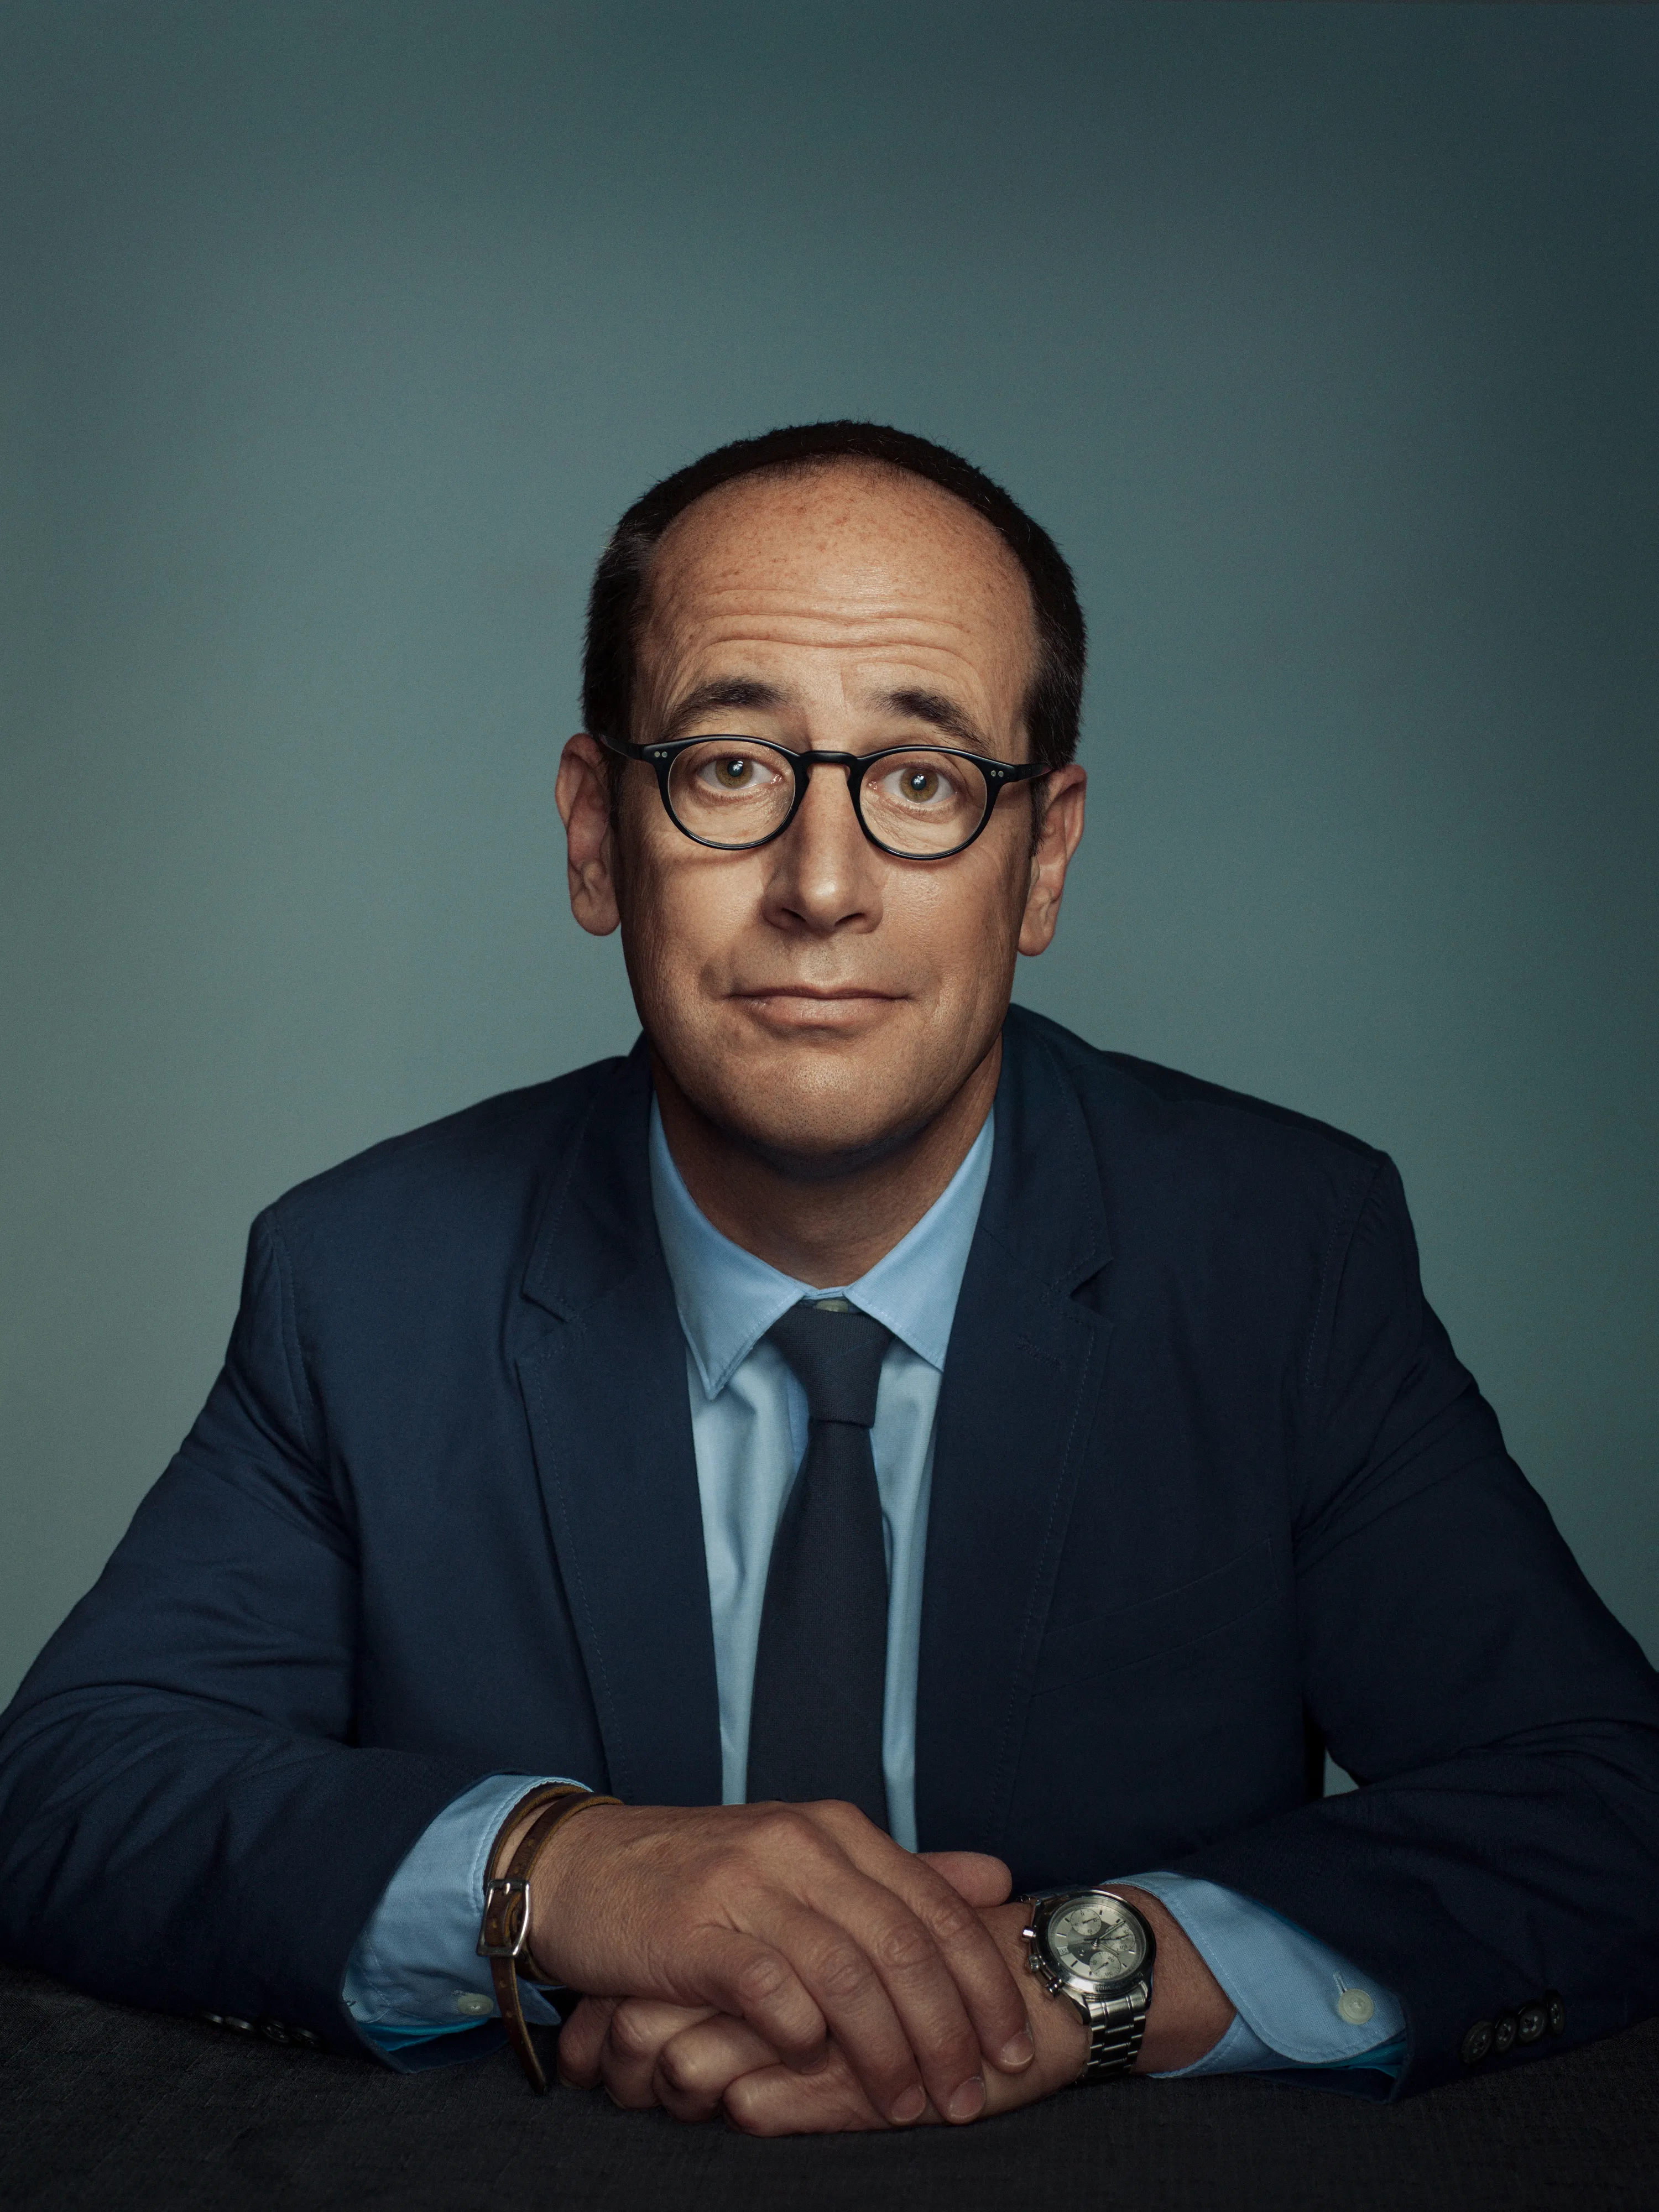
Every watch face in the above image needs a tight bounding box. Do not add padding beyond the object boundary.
[1048,1895,1146,1987]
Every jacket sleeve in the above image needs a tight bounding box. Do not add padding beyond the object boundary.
[0,1212,483,2049]
[1179,1155,1659,2096]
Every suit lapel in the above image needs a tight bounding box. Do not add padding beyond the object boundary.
[915,1012,1114,1856]
[516,1045,723,1807]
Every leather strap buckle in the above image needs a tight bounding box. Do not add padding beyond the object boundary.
[477,1876,532,1959]
[476,1784,621,2093]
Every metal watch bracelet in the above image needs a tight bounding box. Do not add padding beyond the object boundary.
[1073,1982,1150,2081]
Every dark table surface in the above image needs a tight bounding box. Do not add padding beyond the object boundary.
[2,1964,1656,2212]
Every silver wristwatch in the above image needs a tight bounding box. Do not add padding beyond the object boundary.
[1022,1888,1156,2083]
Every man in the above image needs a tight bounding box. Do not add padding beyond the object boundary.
[2,422,1656,2136]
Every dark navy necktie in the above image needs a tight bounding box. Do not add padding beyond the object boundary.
[745,1298,894,1830]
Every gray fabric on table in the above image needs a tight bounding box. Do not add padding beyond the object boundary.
[1,1963,1655,2212]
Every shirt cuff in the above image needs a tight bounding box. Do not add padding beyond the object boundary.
[1114,1871,1406,2078]
[342,1773,586,2059]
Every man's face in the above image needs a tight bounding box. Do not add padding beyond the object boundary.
[561,460,1085,1171]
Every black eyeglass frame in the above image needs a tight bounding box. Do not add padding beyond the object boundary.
[601,732,1049,859]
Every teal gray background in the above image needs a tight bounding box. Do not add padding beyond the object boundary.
[3,2,1656,1708]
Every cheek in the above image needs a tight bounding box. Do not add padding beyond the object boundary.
[894,847,1027,990]
[619,842,764,997]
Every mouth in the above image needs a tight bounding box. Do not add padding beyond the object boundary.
[729,984,908,1028]
[733,986,903,1002]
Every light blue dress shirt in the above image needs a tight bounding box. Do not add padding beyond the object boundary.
[344,1099,1404,2082]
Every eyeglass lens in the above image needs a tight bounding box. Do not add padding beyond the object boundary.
[666,740,990,855]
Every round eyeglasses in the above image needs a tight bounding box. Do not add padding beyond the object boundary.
[602,733,1047,860]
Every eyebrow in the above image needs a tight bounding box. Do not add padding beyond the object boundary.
[660,677,994,755]
[879,687,992,753]
[659,678,789,740]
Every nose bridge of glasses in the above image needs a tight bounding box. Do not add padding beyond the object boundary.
[791,745,875,837]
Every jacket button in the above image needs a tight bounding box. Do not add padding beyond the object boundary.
[258,2019,293,2046]
[1493,2014,1518,2054]
[1546,1993,1567,2036]
[222,2017,254,2035]
[1460,2022,1493,2065]
[1517,2003,1547,2044]
[293,2028,324,2052]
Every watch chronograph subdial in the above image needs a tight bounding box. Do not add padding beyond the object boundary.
[1050,1896,1146,1985]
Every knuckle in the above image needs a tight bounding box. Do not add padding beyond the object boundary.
[750,1804,814,1853]
[657,2042,708,2095]
[606,2004,660,2062]
[732,1949,791,2011]
[920,1892,976,1948]
[723,2077,771,2133]
[872,1917,937,1978]
[812,1940,873,2005]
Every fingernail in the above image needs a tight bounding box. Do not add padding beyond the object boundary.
[947,2075,985,2123]
[998,2030,1035,2069]
[890,2084,927,2125]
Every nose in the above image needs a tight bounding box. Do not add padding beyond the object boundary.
[758,759,884,937]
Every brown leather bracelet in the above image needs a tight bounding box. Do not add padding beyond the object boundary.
[476,1782,621,2093]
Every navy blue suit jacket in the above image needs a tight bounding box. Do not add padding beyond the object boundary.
[3,1008,1656,2095]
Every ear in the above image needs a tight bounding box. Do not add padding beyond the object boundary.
[1018,763,1087,957]
[556,733,623,937]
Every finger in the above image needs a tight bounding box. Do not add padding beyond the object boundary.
[780,1833,1029,2109]
[555,1995,619,2088]
[681,1926,831,2070]
[653,2015,781,2124]
[759,1890,974,2126]
[817,1823,1033,2079]
[599,1999,721,2110]
[916,1851,1013,1910]
[724,2055,897,2139]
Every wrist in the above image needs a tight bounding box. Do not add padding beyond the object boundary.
[1108,1885,1234,2074]
[521,1798,627,1984]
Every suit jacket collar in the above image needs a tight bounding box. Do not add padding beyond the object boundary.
[520,1038,658,1323]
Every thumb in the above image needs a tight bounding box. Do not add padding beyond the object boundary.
[916,1850,1013,1909]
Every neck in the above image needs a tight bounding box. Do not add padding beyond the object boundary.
[653,1044,1001,1287]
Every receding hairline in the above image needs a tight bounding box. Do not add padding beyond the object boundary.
[634,450,1044,678]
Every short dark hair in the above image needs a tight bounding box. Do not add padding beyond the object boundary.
[580,421,1086,773]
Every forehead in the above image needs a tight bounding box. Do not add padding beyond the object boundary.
[637,461,1039,709]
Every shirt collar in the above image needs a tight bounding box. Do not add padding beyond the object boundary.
[649,1097,995,1400]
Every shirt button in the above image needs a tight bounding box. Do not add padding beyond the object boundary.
[1335,1988,1375,2026]
[1460,2021,1494,2065]
[456,1992,495,2017]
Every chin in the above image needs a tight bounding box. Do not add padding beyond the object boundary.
[704,1057,938,1180]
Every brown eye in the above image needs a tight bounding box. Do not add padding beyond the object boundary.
[712,756,755,789]
[902,768,941,802]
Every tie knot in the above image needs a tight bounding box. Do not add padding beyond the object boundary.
[766,1300,893,1428]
